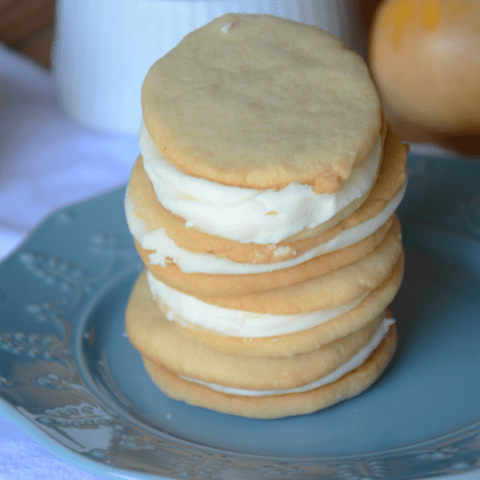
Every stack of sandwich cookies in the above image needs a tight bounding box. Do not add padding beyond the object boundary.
[124,13,407,418]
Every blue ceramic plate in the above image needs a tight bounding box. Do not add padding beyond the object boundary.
[0,152,479,480]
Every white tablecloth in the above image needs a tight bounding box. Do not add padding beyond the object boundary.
[0,42,479,480]
[0,42,136,480]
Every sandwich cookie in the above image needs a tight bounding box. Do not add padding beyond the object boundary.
[141,324,396,419]
[126,126,407,297]
[126,269,397,418]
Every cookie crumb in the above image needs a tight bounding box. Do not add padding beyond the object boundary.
[220,22,232,33]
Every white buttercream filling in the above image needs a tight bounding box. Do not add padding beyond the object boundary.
[139,121,383,244]
[180,317,394,396]
[125,181,406,274]
[146,270,369,338]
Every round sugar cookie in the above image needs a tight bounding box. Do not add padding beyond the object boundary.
[188,223,403,315]
[129,260,402,358]
[141,13,382,193]
[126,125,407,297]
[128,152,371,263]
[171,257,403,357]
[138,216,394,298]
[126,269,385,390]
[126,117,389,265]
[140,323,397,418]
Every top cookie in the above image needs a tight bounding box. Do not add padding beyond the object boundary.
[141,14,382,193]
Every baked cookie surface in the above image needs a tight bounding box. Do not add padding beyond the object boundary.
[126,271,385,390]
[141,13,382,193]
[187,225,403,314]
[126,123,406,265]
[126,269,398,418]
[126,125,407,297]
[141,323,397,419]
[156,257,404,357]
[128,254,402,359]
[136,216,395,297]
